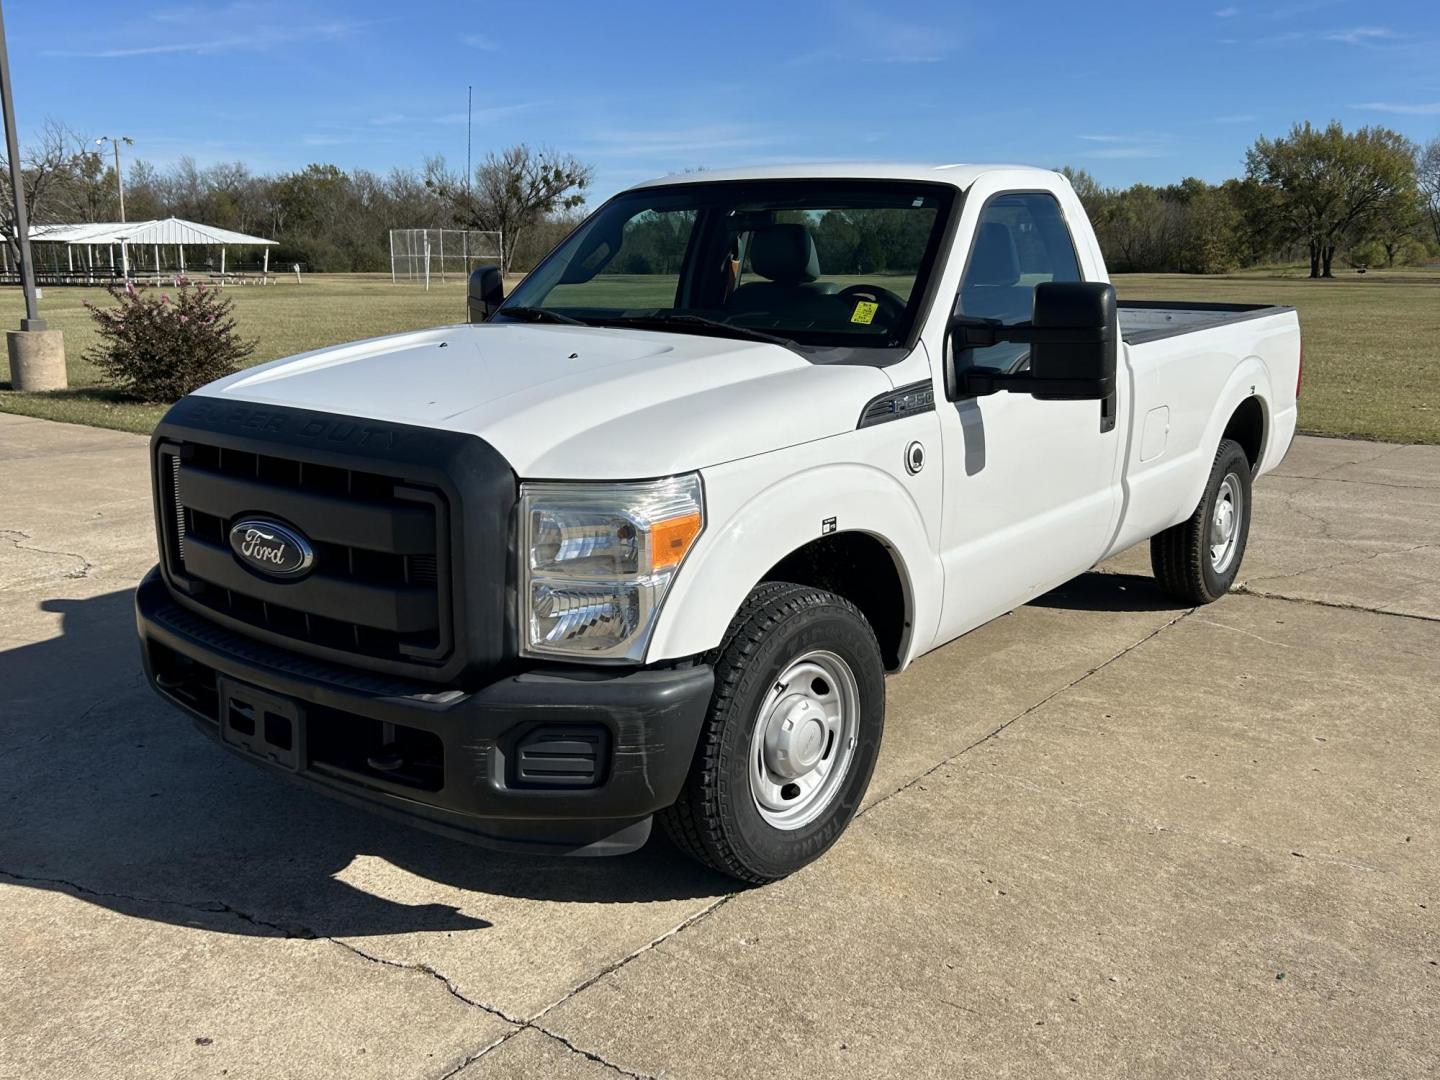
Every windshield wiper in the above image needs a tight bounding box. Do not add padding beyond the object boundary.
[592,313,796,349]
[496,306,587,326]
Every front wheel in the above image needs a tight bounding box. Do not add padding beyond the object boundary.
[1151,437,1253,604]
[660,583,886,883]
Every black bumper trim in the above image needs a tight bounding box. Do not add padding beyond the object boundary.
[136,568,713,855]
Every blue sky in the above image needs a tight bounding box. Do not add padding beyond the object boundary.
[8,0,1440,202]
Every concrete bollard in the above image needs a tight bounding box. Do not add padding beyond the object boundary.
[6,329,67,392]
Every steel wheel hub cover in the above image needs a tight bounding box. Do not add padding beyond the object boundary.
[1209,472,1243,574]
[763,697,828,778]
[748,650,861,831]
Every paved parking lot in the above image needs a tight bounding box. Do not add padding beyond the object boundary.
[2,412,1436,1079]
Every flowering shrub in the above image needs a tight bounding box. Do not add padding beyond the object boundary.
[84,280,255,402]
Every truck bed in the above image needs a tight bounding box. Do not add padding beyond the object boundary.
[1118,300,1295,345]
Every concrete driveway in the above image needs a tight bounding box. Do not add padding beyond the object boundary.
[2,413,1436,1079]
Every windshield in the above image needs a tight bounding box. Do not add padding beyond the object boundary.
[498,180,957,351]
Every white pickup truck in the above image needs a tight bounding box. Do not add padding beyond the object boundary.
[137,164,1301,882]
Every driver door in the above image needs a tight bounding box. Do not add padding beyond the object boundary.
[933,190,1122,642]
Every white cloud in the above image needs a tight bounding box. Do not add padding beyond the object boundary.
[1076,132,1175,160]
[1351,100,1440,115]
[1215,6,1239,16]
[1323,26,1398,45]
[789,1,959,65]
[1087,147,1170,160]
[45,18,372,58]
[462,34,498,50]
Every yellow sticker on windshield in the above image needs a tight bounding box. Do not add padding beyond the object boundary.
[850,301,878,325]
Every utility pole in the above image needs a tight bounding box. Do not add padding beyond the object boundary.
[96,134,132,221]
[466,85,472,191]
[0,0,65,389]
[0,0,40,328]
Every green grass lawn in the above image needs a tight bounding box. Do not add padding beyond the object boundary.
[3,268,1437,443]
[1112,268,1440,444]
[0,274,479,433]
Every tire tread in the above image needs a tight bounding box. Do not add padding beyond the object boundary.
[659,582,877,883]
[1150,438,1250,605]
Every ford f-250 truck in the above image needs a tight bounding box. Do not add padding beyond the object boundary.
[137,164,1301,882]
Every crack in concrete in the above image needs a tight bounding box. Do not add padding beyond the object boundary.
[0,528,93,581]
[1271,481,1342,542]
[454,623,1240,1075]
[444,896,736,1076]
[1282,439,1413,478]
[1275,473,1440,492]
[1231,585,1440,624]
[529,895,733,1025]
[855,607,1198,823]
[1239,542,1437,589]
[1190,617,1294,649]
[0,869,673,1079]
[332,940,525,1025]
[0,868,310,937]
[530,1027,659,1079]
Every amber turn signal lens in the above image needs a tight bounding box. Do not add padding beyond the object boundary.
[650,511,702,570]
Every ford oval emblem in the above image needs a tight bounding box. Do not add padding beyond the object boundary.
[228,519,315,579]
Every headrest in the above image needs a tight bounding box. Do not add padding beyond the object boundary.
[967,222,1020,287]
[748,224,821,284]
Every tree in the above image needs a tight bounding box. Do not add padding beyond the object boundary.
[1168,178,1243,274]
[0,121,92,266]
[1057,165,1102,206]
[1419,137,1440,249]
[1244,121,1419,278]
[437,145,593,272]
[1369,195,1427,267]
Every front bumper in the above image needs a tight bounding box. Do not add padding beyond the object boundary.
[136,567,713,855]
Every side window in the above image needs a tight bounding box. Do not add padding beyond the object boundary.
[956,192,1081,372]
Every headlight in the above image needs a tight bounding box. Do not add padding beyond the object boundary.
[520,474,704,660]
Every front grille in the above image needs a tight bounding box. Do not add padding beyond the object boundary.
[156,438,452,669]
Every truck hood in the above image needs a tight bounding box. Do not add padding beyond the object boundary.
[194,323,892,478]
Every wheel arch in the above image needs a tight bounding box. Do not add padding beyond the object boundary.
[760,531,911,670]
[1222,394,1266,473]
[645,461,940,671]
[1175,357,1274,518]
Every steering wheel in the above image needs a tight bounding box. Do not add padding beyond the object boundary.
[836,284,908,328]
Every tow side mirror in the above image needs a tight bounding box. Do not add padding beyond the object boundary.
[468,265,505,323]
[948,281,1117,402]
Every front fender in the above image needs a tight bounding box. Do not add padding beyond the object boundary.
[645,451,941,670]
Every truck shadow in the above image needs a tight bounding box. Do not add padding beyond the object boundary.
[0,588,732,940]
[1031,571,1187,613]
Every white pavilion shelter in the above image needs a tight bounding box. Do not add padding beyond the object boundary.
[16,217,278,284]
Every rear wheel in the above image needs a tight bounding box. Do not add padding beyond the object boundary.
[660,583,885,883]
[1151,438,1253,604]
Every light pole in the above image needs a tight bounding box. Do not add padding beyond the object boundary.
[0,0,65,389]
[0,0,39,329]
[96,134,132,221]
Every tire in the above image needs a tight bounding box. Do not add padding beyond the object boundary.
[660,582,886,883]
[1151,438,1253,605]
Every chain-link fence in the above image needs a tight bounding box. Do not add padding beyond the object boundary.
[389,228,503,285]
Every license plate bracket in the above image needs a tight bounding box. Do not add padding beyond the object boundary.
[218,676,305,772]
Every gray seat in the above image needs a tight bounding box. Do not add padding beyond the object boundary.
[728,224,838,316]
[959,222,1032,323]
